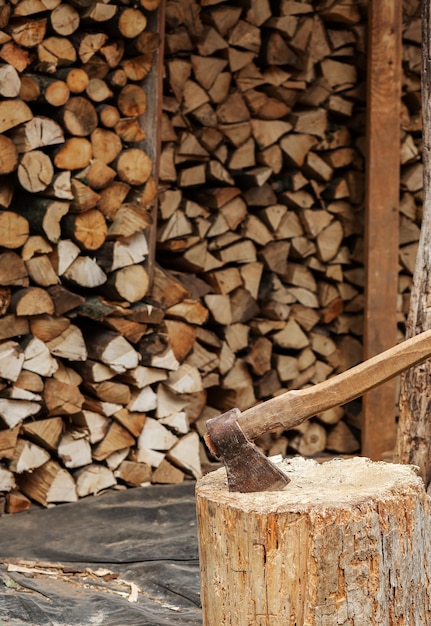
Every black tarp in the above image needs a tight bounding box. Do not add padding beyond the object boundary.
[0,482,202,625]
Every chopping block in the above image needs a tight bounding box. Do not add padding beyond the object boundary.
[196,456,431,625]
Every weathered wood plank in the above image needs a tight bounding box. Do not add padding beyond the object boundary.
[363,0,402,460]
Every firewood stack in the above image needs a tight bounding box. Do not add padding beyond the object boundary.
[0,0,204,514]
[0,0,419,514]
[158,0,369,462]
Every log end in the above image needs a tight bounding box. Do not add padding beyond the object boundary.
[196,456,424,511]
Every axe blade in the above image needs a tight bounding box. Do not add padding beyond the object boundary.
[205,408,290,493]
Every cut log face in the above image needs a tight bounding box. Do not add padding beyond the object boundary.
[44,378,84,416]
[75,465,117,497]
[92,422,135,461]
[57,431,92,469]
[196,458,431,626]
[10,439,51,474]
[114,460,151,486]
[22,417,63,451]
[86,328,140,373]
[17,149,54,192]
[167,431,202,479]
[0,467,16,492]
[0,340,25,382]
[137,417,178,451]
[0,398,41,429]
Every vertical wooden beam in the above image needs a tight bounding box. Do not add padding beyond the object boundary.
[363,0,402,459]
[140,0,166,287]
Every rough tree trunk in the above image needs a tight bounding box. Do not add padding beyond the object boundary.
[196,457,431,626]
[397,0,431,488]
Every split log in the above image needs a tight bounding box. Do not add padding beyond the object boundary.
[22,417,63,451]
[63,256,106,289]
[0,467,15,492]
[0,426,20,461]
[151,459,184,484]
[57,430,92,469]
[0,99,32,133]
[167,431,202,479]
[85,328,140,373]
[72,410,110,444]
[11,286,55,316]
[5,490,31,514]
[0,340,25,382]
[25,254,59,287]
[0,314,29,340]
[22,336,58,377]
[17,459,77,505]
[75,465,116,497]
[84,379,131,405]
[10,439,50,474]
[92,422,135,461]
[45,324,87,361]
[0,136,19,175]
[49,3,80,36]
[16,197,69,243]
[37,35,77,71]
[44,378,84,415]
[9,116,64,152]
[47,284,84,315]
[0,63,21,97]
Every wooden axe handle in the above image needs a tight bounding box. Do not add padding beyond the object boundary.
[236,328,431,441]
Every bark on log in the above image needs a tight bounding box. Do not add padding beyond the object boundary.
[196,457,431,625]
[397,0,431,487]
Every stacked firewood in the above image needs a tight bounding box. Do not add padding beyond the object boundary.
[0,0,419,514]
[158,0,368,462]
[0,0,206,514]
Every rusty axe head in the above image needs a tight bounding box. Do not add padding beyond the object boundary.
[204,408,290,493]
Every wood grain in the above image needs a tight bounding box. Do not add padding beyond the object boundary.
[363,0,402,460]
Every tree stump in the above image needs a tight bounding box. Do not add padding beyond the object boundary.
[196,457,431,625]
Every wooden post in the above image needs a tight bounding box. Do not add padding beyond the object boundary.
[363,0,402,460]
[397,0,431,487]
[140,0,165,288]
[196,457,431,625]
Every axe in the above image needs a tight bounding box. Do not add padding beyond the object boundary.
[204,328,431,493]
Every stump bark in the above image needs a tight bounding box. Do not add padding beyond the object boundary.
[196,457,431,626]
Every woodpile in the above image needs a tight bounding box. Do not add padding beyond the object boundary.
[158,0,369,464]
[0,0,420,513]
[0,0,198,514]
